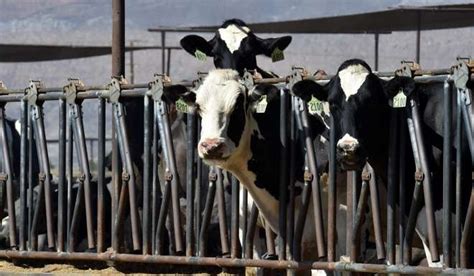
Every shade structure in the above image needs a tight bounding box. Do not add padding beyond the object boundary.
[149,4,474,34]
[0,44,180,62]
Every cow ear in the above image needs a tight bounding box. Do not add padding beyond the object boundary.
[384,76,416,99]
[248,83,279,103]
[292,79,328,102]
[256,36,292,57]
[162,85,192,105]
[180,35,214,57]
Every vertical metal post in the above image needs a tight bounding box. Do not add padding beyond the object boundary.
[161,31,166,74]
[66,108,73,251]
[287,95,297,259]
[142,95,152,255]
[416,11,421,64]
[186,109,196,256]
[57,98,67,252]
[151,102,160,254]
[398,109,407,264]
[328,115,337,262]
[19,100,28,251]
[278,88,288,260]
[387,109,399,264]
[166,48,172,76]
[216,168,230,257]
[129,41,135,84]
[442,80,452,267]
[230,176,240,258]
[97,97,106,253]
[455,88,463,267]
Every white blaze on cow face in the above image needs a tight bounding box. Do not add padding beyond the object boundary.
[218,24,250,53]
[196,69,246,162]
[338,64,369,101]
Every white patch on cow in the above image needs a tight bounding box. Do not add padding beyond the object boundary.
[14,120,21,135]
[319,136,327,144]
[338,64,369,101]
[196,69,246,160]
[218,24,250,53]
[336,133,359,148]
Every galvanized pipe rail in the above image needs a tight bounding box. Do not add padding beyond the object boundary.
[0,61,471,274]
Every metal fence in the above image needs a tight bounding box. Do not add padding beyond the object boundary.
[0,59,472,274]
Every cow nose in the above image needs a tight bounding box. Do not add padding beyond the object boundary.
[199,138,225,157]
[336,134,360,155]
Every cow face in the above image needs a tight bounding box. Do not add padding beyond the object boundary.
[183,70,248,166]
[180,19,292,75]
[293,59,415,171]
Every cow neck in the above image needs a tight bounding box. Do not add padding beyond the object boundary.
[225,111,280,233]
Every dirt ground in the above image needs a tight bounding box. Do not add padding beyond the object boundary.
[0,259,242,275]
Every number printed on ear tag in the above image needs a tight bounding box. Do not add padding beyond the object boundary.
[194,49,207,61]
[391,89,407,108]
[308,95,323,115]
[175,98,189,113]
[271,48,284,62]
[256,95,268,113]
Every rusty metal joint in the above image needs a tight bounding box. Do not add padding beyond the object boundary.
[414,170,424,182]
[148,74,164,102]
[304,171,313,182]
[121,172,130,182]
[25,80,42,106]
[361,170,371,181]
[164,171,173,181]
[208,172,217,182]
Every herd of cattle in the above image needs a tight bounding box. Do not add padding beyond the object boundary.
[0,18,472,271]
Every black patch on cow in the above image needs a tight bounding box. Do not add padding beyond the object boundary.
[227,93,246,147]
[246,90,312,200]
[337,58,372,73]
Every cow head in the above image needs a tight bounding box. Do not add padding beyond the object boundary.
[293,59,416,171]
[180,19,292,75]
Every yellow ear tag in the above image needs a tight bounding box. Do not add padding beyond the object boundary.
[175,98,189,113]
[308,95,323,115]
[271,48,284,62]
[256,95,268,113]
[391,89,407,108]
[194,49,207,61]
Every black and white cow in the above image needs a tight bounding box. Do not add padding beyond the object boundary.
[292,58,473,265]
[180,19,292,77]
[168,68,351,266]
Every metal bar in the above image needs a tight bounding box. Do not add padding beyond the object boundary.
[374,33,379,71]
[66,107,73,251]
[27,107,34,251]
[299,100,325,258]
[114,103,141,251]
[186,110,196,257]
[161,31,166,75]
[230,175,240,258]
[245,203,258,259]
[455,88,463,267]
[97,97,106,253]
[216,168,230,257]
[19,100,28,251]
[278,88,288,260]
[195,118,202,253]
[112,0,125,77]
[328,114,337,262]
[57,97,66,252]
[346,171,354,260]
[154,177,171,255]
[142,95,152,255]
[410,99,440,262]
[31,104,55,249]
[415,11,421,64]
[265,224,276,258]
[398,109,407,264]
[293,166,311,261]
[70,104,95,250]
[156,101,183,253]
[367,164,385,260]
[387,108,399,264]
[166,48,172,76]
[2,250,473,273]
[0,106,17,248]
[151,103,160,254]
[460,90,474,161]
[287,95,297,260]
[199,168,217,257]
[352,173,369,262]
[442,80,452,267]
[403,117,423,264]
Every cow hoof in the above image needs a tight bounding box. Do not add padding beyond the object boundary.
[261,253,278,260]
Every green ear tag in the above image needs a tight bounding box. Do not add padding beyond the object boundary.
[308,96,323,115]
[271,48,284,62]
[256,95,268,113]
[175,98,189,113]
[391,89,407,108]
[194,49,207,61]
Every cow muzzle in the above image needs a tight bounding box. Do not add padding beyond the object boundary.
[336,134,364,170]
[199,138,228,160]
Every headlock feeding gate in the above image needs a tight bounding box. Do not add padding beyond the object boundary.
[0,59,472,275]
